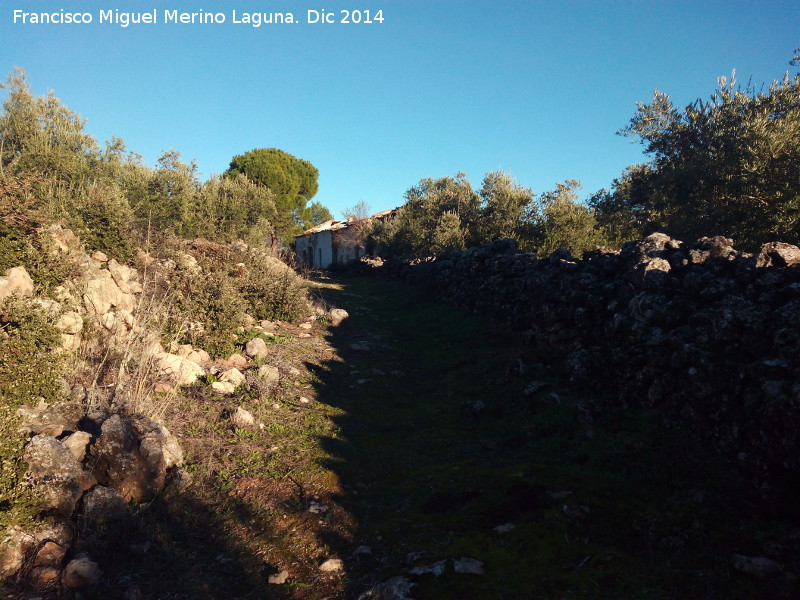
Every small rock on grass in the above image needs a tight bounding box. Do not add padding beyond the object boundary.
[732,554,782,579]
[230,406,257,429]
[452,557,484,574]
[409,560,446,576]
[268,569,290,584]
[319,558,344,572]
[358,576,415,600]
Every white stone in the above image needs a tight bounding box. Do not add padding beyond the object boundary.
[268,569,289,584]
[453,557,485,574]
[211,381,236,395]
[230,406,256,429]
[329,308,349,326]
[57,311,83,335]
[245,337,269,359]
[257,365,280,385]
[319,558,344,572]
[153,352,205,386]
[63,431,92,462]
[0,266,34,305]
[220,368,246,388]
[62,556,102,588]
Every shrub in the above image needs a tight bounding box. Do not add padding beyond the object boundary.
[68,182,135,260]
[0,296,64,531]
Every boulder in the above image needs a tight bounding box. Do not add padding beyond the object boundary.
[83,269,135,315]
[257,365,280,386]
[153,352,205,386]
[63,431,93,462]
[329,308,350,326]
[56,311,84,335]
[756,242,800,268]
[0,266,34,305]
[89,414,182,502]
[80,485,127,528]
[23,436,84,516]
[211,381,237,395]
[230,407,257,429]
[220,368,246,388]
[245,337,269,360]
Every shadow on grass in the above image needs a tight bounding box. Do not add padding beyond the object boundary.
[306,272,796,600]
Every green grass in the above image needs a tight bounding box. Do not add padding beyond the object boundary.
[310,274,792,600]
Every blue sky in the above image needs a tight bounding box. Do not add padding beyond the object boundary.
[2,0,798,218]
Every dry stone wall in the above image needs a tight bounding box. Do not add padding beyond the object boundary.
[384,233,800,495]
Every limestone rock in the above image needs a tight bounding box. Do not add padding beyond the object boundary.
[83,269,135,315]
[80,485,127,528]
[63,431,93,462]
[268,569,289,584]
[18,400,69,437]
[33,540,66,568]
[62,555,102,588]
[227,353,249,369]
[56,311,84,335]
[358,576,416,600]
[329,308,350,326]
[153,352,205,386]
[245,337,269,359]
[257,365,280,386]
[319,558,344,572]
[230,406,257,429]
[732,554,782,579]
[220,368,246,388]
[757,242,800,268]
[0,266,34,305]
[452,557,485,574]
[211,381,236,394]
[89,414,182,502]
[24,435,84,516]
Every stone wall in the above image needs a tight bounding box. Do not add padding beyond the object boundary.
[384,234,800,496]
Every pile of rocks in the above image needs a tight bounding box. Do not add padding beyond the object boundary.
[1,398,185,590]
[385,234,800,494]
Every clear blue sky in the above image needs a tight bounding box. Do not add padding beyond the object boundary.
[2,0,798,218]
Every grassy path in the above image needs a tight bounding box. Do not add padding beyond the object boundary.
[91,273,790,600]
[308,274,786,600]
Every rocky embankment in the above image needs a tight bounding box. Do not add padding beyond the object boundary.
[384,233,800,497]
[0,225,325,594]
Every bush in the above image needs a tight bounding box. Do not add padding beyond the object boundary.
[0,174,74,291]
[68,182,135,260]
[0,296,64,530]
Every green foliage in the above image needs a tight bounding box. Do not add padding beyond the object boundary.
[0,68,99,188]
[225,148,320,241]
[161,240,310,357]
[476,171,536,245]
[373,171,603,258]
[189,174,278,245]
[607,69,800,250]
[127,149,198,234]
[69,182,135,260]
[0,297,64,530]
[373,173,480,258]
[303,200,333,227]
[536,180,605,256]
[236,254,310,322]
[0,173,74,290]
